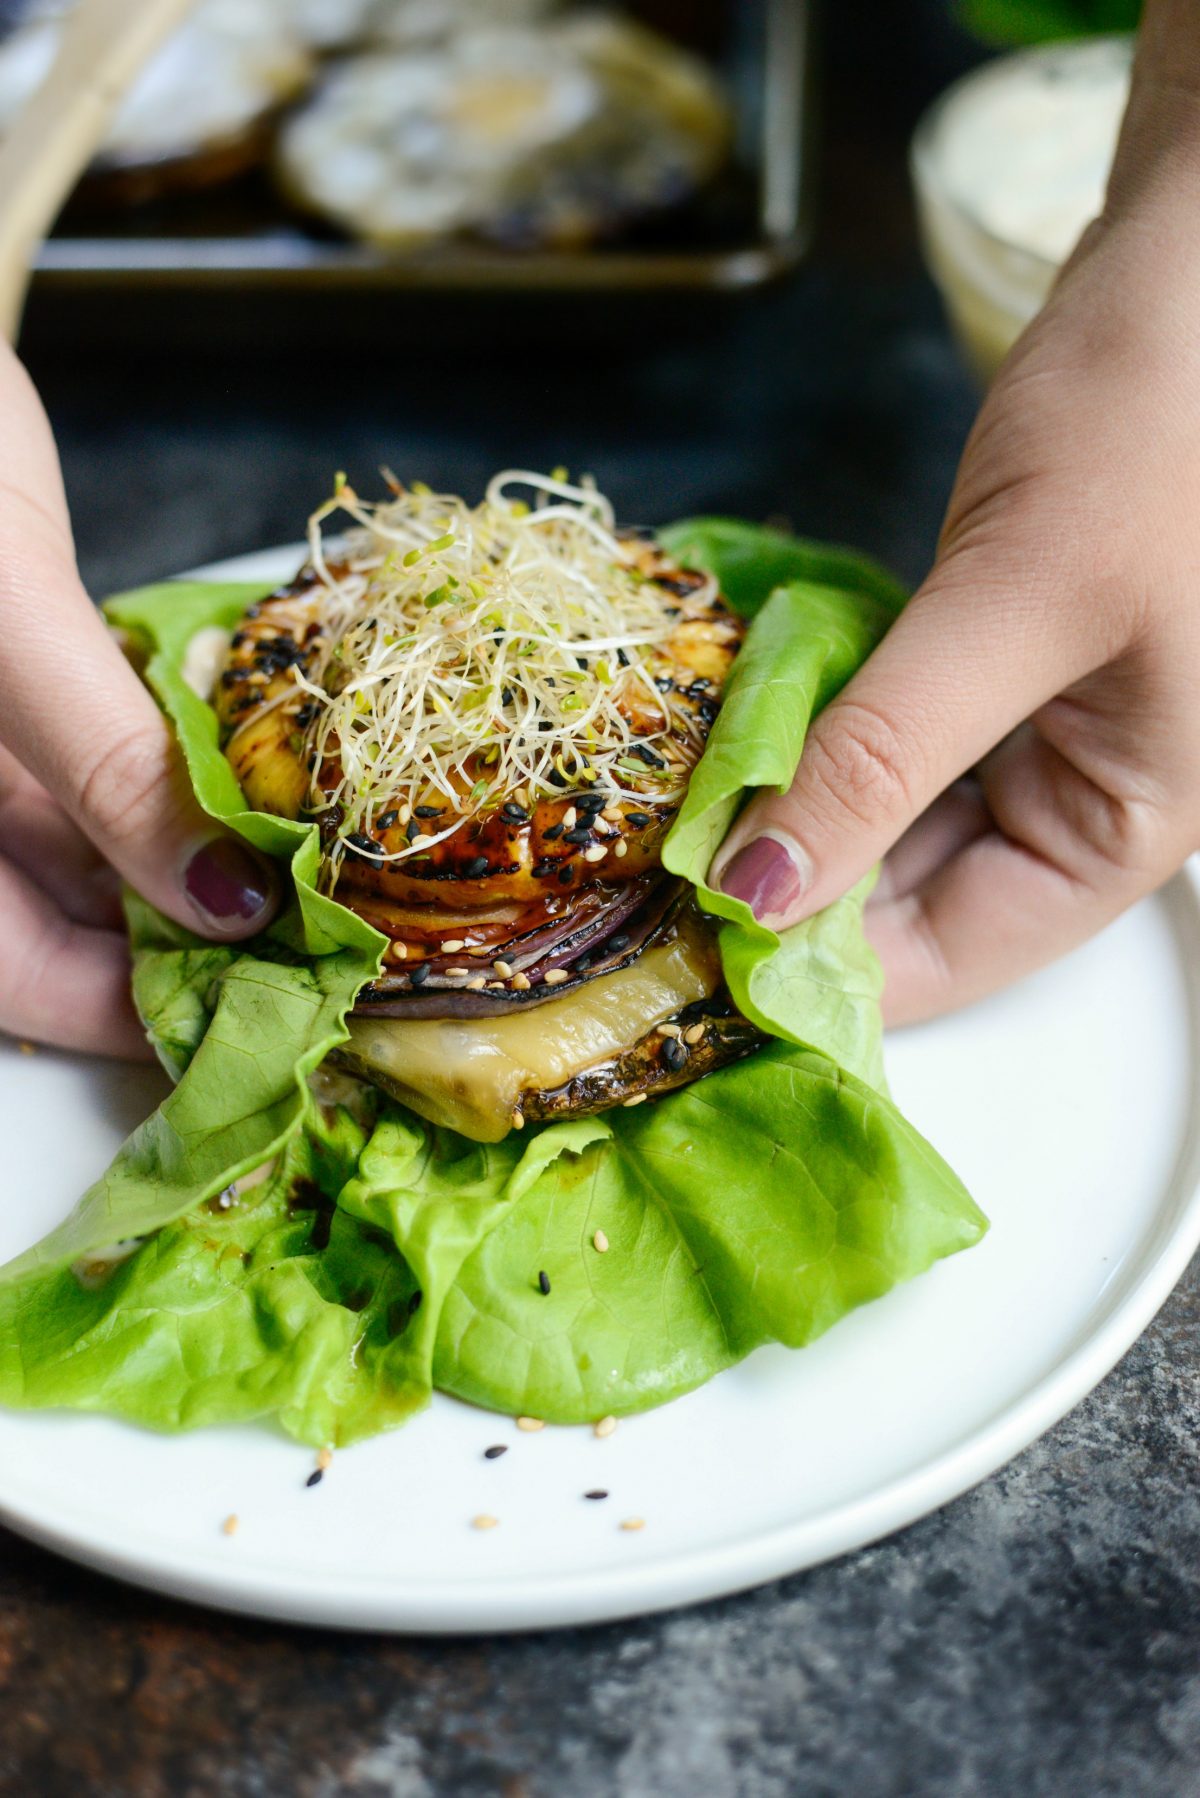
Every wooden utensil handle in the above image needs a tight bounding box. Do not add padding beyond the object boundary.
[0,0,198,343]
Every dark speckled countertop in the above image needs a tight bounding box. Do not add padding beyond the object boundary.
[2,9,1197,1794]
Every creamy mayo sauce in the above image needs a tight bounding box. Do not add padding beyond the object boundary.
[913,37,1133,377]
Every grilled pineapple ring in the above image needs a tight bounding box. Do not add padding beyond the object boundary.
[215,537,743,913]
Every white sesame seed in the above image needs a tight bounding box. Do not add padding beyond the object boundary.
[622,1092,647,1107]
[472,1514,499,1531]
[619,1517,645,1532]
[593,1230,609,1253]
[602,804,623,821]
[683,1023,706,1045]
[512,970,531,991]
[511,1109,525,1131]
[411,833,434,849]
[317,1447,333,1471]
[442,939,466,953]
[221,1514,239,1537]
[584,844,607,863]
[466,976,487,990]
[445,966,471,977]
[614,842,629,859]
[515,787,530,808]
[594,817,617,836]
[594,1415,618,1439]
[387,940,409,961]
[562,806,577,828]
[493,960,514,978]
[544,969,569,986]
[516,1415,544,1432]
[658,1023,682,1039]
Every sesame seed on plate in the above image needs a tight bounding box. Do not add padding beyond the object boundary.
[306,1470,324,1488]
[472,1514,499,1531]
[584,1490,609,1501]
[593,1229,609,1253]
[516,1416,545,1432]
[221,1514,239,1536]
[317,1447,333,1471]
[484,1444,508,1460]
[620,1517,645,1532]
[594,1415,617,1439]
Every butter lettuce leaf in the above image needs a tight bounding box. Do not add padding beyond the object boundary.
[0,523,986,1447]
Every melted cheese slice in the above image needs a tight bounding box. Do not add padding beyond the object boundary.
[342,912,720,1141]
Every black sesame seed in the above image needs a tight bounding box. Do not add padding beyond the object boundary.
[409,963,431,987]
[347,831,381,861]
[538,1270,551,1295]
[406,818,421,841]
[306,1470,324,1489]
[576,793,606,815]
[661,1038,688,1072]
[546,677,557,688]
[376,809,398,829]
[558,866,573,884]
[533,858,557,876]
[575,954,592,972]
[465,855,489,878]
[484,1445,508,1460]
[608,933,631,951]
[538,720,554,732]
[699,699,718,724]
[584,1489,609,1501]
[502,802,530,823]
[687,677,712,694]
[547,769,569,788]
[575,656,589,671]
[655,677,674,693]
[415,805,442,818]
[631,743,665,768]
[626,812,651,828]
[542,823,564,841]
[565,827,592,846]
[230,631,248,648]
[501,687,514,706]
[616,649,630,668]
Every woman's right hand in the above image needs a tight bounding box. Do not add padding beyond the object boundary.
[0,340,278,1058]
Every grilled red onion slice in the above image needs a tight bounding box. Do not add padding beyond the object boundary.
[354,876,688,1020]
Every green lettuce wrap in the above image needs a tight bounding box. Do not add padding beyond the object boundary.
[0,519,986,1445]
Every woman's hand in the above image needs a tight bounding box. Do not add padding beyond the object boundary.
[712,1,1200,1025]
[0,342,278,1058]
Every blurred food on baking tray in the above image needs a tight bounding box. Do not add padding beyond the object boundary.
[0,0,731,246]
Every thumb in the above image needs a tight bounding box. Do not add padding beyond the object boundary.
[1,563,278,941]
[707,554,1097,929]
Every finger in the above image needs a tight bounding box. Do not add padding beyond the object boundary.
[0,856,152,1058]
[0,740,123,929]
[0,349,278,941]
[868,779,991,908]
[866,729,1165,1025]
[708,538,1119,931]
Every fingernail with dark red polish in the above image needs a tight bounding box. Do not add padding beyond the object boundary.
[718,834,811,925]
[184,838,276,930]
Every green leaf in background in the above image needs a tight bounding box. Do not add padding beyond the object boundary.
[956,0,1139,46]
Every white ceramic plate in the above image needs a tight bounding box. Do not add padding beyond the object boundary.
[1,549,1198,1635]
